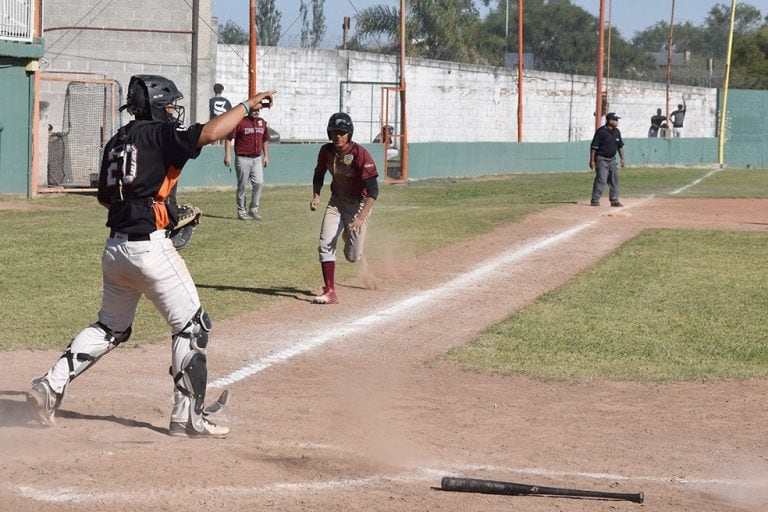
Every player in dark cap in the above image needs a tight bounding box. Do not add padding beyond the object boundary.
[27,74,275,438]
[589,112,625,208]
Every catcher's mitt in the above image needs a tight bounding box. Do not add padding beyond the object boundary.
[170,204,202,249]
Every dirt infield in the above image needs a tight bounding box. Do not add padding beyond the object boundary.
[1,198,767,512]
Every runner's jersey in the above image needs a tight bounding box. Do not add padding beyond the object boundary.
[314,142,378,202]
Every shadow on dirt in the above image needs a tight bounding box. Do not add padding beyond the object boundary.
[0,391,166,434]
[197,284,312,300]
[56,410,168,435]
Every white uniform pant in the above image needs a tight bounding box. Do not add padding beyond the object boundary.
[318,196,370,263]
[44,230,201,422]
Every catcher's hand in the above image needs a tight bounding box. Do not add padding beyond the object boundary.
[170,204,202,249]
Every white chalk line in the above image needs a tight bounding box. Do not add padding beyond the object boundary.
[209,219,596,388]
[671,168,721,195]
[9,171,737,506]
[13,463,767,504]
[211,166,718,390]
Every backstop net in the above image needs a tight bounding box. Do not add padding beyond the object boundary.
[47,79,121,188]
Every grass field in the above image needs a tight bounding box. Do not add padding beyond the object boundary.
[2,167,768,382]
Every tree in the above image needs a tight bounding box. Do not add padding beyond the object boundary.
[701,2,764,58]
[352,0,489,63]
[257,0,282,46]
[489,0,654,77]
[300,0,310,47]
[632,21,707,54]
[299,0,326,48]
[311,0,326,48]
[730,26,768,89]
[218,19,248,45]
[631,2,768,87]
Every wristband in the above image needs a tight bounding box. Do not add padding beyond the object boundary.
[240,101,250,115]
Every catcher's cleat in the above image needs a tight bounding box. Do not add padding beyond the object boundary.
[311,286,338,305]
[168,417,229,438]
[27,378,61,427]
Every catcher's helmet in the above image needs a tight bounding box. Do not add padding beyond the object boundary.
[120,75,185,124]
[327,112,354,140]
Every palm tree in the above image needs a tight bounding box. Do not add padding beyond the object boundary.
[352,0,494,64]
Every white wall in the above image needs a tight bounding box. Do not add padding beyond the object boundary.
[216,46,717,144]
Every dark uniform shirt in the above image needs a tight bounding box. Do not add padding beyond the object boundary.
[209,95,232,119]
[590,125,624,158]
[314,142,378,202]
[97,120,203,235]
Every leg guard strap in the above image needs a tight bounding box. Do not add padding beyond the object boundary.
[62,321,132,382]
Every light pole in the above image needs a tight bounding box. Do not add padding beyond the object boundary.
[665,0,676,136]
[249,0,257,95]
[595,0,606,130]
[718,0,737,165]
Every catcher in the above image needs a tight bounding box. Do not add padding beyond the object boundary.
[26,74,276,438]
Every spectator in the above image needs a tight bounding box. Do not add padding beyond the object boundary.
[670,97,687,138]
[372,125,398,161]
[648,108,666,138]
[209,83,232,119]
[209,83,232,145]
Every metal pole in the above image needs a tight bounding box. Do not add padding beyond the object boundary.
[505,0,509,49]
[606,0,612,82]
[665,0,675,137]
[595,0,605,130]
[249,0,257,95]
[718,0,737,165]
[399,0,408,180]
[517,0,523,142]
[190,0,199,122]
[342,16,350,50]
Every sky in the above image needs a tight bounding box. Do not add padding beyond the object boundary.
[213,0,768,47]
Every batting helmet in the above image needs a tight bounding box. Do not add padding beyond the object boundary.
[327,112,354,140]
[120,75,185,124]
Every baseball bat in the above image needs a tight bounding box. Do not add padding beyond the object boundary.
[440,477,644,504]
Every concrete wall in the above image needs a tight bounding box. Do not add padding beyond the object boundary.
[216,46,718,144]
[40,0,215,133]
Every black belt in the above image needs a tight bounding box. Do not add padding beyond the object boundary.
[110,230,151,241]
[237,154,261,158]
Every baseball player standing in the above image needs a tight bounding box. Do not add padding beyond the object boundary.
[224,106,271,220]
[309,113,379,304]
[589,112,625,208]
[26,74,276,438]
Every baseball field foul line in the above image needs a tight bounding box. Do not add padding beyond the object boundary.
[670,168,721,195]
[209,219,598,389]
[14,463,765,505]
[211,167,716,390]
